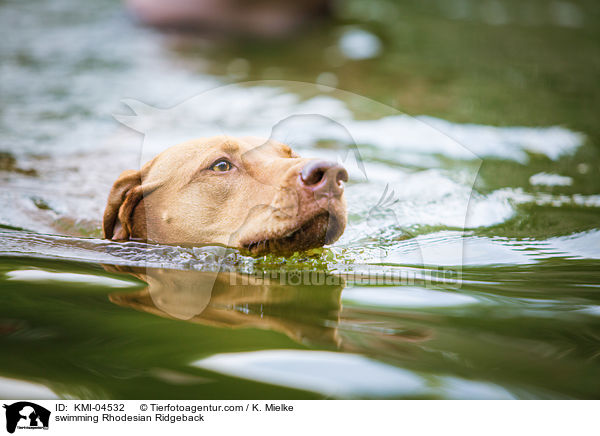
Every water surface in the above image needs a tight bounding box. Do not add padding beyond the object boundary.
[1,0,599,399]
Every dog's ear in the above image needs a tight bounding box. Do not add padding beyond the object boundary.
[102,169,146,240]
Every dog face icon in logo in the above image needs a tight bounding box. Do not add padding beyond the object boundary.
[3,402,50,433]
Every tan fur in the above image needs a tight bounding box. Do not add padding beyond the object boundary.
[102,136,347,254]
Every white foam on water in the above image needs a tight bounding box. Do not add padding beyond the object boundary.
[484,187,600,208]
[377,229,600,267]
[418,116,583,162]
[544,230,600,260]
[529,172,573,186]
[379,231,535,266]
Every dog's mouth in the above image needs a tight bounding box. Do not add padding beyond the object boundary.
[241,211,340,257]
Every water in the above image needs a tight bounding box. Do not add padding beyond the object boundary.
[1,0,599,399]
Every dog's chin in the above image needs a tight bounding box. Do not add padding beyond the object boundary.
[240,211,344,257]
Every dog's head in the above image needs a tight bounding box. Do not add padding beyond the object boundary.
[103,136,347,255]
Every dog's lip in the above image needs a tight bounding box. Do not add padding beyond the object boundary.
[241,211,339,256]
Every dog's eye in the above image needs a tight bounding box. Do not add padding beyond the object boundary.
[210,159,232,172]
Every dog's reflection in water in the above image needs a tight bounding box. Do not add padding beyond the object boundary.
[107,266,431,351]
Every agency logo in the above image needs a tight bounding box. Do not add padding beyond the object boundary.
[3,402,50,434]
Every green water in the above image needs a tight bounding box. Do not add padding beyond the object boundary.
[1,0,599,399]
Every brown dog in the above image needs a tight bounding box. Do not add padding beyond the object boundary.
[102,136,348,255]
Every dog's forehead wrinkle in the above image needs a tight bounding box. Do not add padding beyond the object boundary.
[240,137,294,160]
[219,141,240,155]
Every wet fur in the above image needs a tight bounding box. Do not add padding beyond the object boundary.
[102,136,347,255]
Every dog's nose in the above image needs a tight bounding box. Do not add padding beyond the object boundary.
[300,160,348,197]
